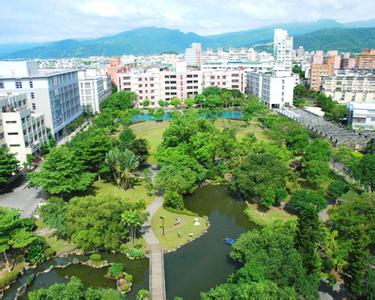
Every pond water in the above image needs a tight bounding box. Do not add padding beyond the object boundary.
[165,185,253,299]
[3,254,148,300]
[131,110,243,123]
[4,185,251,300]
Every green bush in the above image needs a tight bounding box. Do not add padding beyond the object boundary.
[127,248,145,259]
[136,289,150,299]
[27,239,46,265]
[44,248,56,258]
[120,243,129,253]
[89,253,102,262]
[109,263,123,279]
[164,191,184,210]
[125,273,133,282]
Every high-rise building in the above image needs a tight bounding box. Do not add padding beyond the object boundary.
[0,61,82,141]
[312,51,324,64]
[273,29,293,71]
[78,69,111,113]
[0,93,48,164]
[185,43,202,67]
[247,69,294,109]
[310,64,330,91]
[356,49,375,69]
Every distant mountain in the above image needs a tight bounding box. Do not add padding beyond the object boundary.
[294,27,375,53]
[2,19,375,59]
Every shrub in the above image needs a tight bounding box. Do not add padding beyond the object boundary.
[120,243,129,253]
[164,191,184,210]
[27,239,46,265]
[44,248,56,259]
[109,263,123,279]
[125,273,133,282]
[89,253,102,262]
[136,289,150,300]
[327,179,349,200]
[127,248,145,259]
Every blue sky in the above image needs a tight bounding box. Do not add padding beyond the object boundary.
[1,0,374,43]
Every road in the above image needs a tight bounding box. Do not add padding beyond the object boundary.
[0,120,91,217]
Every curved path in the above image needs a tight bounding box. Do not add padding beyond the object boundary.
[143,165,166,300]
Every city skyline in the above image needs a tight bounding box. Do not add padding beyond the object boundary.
[1,0,375,43]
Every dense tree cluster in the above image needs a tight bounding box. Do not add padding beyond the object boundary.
[28,276,123,300]
[314,93,348,124]
[0,146,19,188]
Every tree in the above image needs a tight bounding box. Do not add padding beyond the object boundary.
[0,146,19,188]
[288,189,327,214]
[303,139,332,162]
[294,84,307,99]
[164,191,184,210]
[232,153,289,208]
[39,197,68,238]
[118,127,136,149]
[68,128,113,176]
[142,99,150,108]
[304,159,330,185]
[185,98,195,108]
[100,91,135,111]
[105,148,139,190]
[28,146,95,196]
[327,179,349,200]
[330,192,375,298]
[158,99,166,107]
[295,206,322,275]
[129,139,149,164]
[359,153,375,191]
[66,195,131,251]
[170,97,181,107]
[121,205,148,246]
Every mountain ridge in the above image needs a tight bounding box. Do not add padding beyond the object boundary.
[1,19,375,59]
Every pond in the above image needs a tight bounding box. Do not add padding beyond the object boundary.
[3,254,149,300]
[165,185,253,299]
[131,110,243,123]
[4,185,251,300]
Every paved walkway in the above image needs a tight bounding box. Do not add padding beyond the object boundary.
[142,165,166,300]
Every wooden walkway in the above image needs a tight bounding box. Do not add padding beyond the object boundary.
[143,192,166,300]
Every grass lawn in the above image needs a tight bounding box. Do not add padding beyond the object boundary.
[35,219,78,256]
[130,121,170,163]
[93,180,154,207]
[245,203,297,227]
[151,207,208,251]
[214,118,269,141]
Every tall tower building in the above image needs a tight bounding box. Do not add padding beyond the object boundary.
[185,43,202,67]
[273,29,293,71]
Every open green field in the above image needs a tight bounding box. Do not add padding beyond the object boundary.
[92,180,154,207]
[245,204,297,226]
[130,121,170,163]
[130,119,269,163]
[151,207,208,251]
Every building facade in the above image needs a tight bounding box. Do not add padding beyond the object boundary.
[185,43,202,67]
[0,61,82,140]
[322,69,375,104]
[273,29,293,71]
[78,69,111,113]
[356,49,375,70]
[0,93,48,164]
[247,69,294,109]
[347,102,375,130]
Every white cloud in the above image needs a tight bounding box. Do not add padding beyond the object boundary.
[0,0,374,43]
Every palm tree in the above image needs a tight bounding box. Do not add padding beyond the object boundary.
[121,209,148,246]
[106,148,139,190]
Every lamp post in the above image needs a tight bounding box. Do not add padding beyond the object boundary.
[160,216,165,236]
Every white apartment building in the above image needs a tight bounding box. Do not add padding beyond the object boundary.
[347,102,375,130]
[118,62,202,107]
[0,61,82,141]
[185,43,202,67]
[78,69,111,113]
[201,61,273,73]
[0,93,48,165]
[322,69,375,104]
[247,69,294,109]
[274,29,293,71]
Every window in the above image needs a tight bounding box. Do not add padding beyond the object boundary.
[5,120,17,124]
[9,144,20,147]
[7,132,19,135]
[15,81,22,89]
[29,81,33,88]
[32,103,36,110]
[31,92,35,99]
[0,81,4,89]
